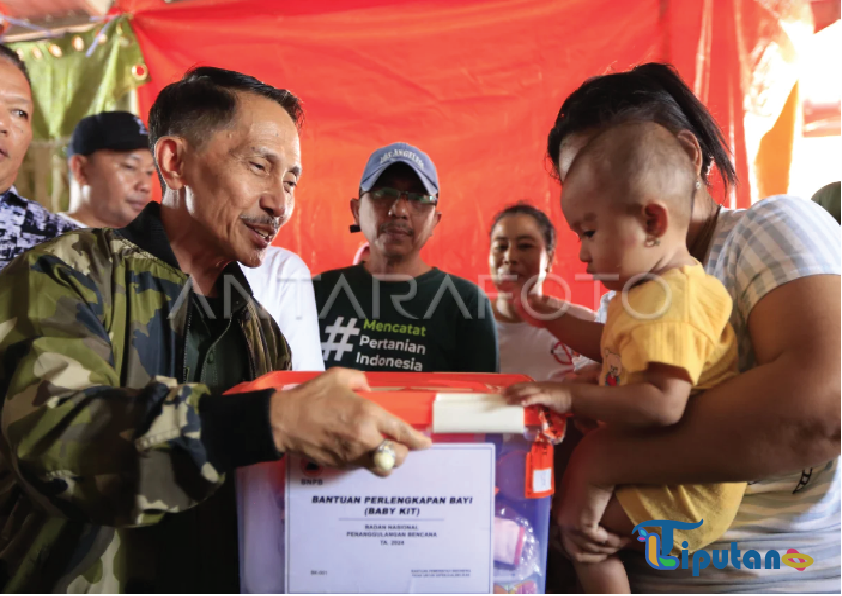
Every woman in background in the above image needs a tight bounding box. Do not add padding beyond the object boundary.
[488,203,594,380]
[488,203,594,593]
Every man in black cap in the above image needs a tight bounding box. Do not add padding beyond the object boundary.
[62,111,154,228]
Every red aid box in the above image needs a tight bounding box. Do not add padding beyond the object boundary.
[227,372,565,594]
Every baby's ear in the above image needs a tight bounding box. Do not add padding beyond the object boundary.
[643,202,669,239]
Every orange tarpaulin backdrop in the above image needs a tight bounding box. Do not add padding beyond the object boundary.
[119,0,791,309]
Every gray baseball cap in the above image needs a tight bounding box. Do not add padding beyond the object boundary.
[359,142,439,197]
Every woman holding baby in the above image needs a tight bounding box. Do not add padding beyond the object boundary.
[489,63,840,593]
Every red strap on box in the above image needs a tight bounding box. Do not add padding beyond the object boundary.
[523,407,568,499]
[537,407,567,443]
[525,437,554,499]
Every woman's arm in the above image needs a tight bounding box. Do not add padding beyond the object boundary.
[576,274,841,486]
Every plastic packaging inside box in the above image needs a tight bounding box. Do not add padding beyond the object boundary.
[229,372,563,594]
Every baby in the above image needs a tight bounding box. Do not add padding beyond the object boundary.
[506,121,744,593]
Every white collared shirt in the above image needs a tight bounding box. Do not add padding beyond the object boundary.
[240,246,324,372]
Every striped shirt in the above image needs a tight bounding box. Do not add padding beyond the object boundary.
[597,196,841,592]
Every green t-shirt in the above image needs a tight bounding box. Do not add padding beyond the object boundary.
[313,265,499,373]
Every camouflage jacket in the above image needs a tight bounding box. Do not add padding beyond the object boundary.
[0,204,291,592]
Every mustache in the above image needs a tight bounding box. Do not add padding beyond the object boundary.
[240,215,282,232]
[380,223,412,235]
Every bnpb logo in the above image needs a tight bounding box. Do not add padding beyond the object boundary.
[632,519,814,577]
[301,459,322,477]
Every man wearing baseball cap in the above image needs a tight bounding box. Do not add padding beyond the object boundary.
[62,111,154,228]
[313,142,499,373]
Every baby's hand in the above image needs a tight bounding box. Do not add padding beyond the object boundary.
[504,382,573,414]
[564,362,602,385]
[511,294,569,329]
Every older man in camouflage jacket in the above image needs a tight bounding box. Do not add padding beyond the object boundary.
[0,67,429,593]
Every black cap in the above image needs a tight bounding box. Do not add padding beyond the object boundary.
[67,111,149,158]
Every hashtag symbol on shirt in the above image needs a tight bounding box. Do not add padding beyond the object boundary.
[322,317,360,361]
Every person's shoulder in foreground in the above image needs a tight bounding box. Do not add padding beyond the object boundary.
[0,187,79,271]
[312,264,367,310]
[315,263,490,309]
[314,263,365,285]
[415,266,499,373]
[244,245,315,302]
[1,222,118,287]
[717,194,839,262]
[242,246,325,372]
[711,194,841,318]
[248,245,310,276]
[434,267,488,297]
[811,181,841,225]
